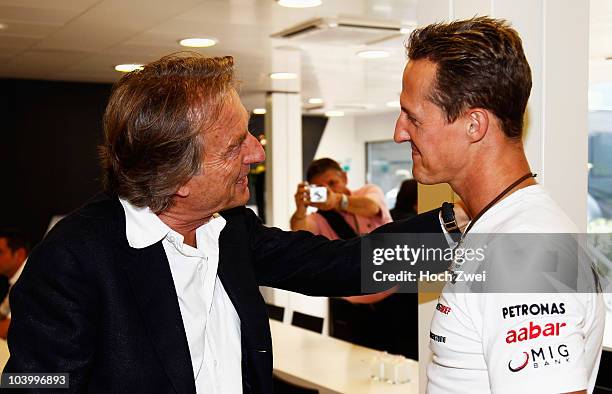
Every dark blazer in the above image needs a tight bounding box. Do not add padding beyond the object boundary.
[4,194,442,393]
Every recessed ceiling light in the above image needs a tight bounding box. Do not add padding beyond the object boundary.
[253,108,266,115]
[400,27,412,34]
[277,0,322,8]
[356,50,390,59]
[325,110,344,117]
[308,97,324,104]
[114,64,144,73]
[179,38,217,48]
[0,23,7,30]
[269,72,297,80]
[386,100,400,108]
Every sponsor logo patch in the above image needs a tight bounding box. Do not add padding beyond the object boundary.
[505,321,566,344]
[436,303,451,315]
[508,352,529,372]
[508,344,571,372]
[430,331,446,343]
[502,302,565,319]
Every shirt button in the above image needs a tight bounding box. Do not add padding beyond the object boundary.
[168,235,175,243]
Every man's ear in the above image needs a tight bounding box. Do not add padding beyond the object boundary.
[176,185,190,198]
[14,248,26,263]
[465,109,489,143]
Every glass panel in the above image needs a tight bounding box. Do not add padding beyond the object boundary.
[366,140,413,209]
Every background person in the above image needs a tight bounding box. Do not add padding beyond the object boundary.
[290,158,418,359]
[390,179,418,221]
[0,229,29,339]
[290,157,391,237]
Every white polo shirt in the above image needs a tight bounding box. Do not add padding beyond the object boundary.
[120,199,242,394]
[427,185,605,394]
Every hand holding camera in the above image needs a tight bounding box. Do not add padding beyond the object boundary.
[294,182,343,212]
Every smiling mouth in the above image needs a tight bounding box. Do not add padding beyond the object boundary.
[411,143,421,156]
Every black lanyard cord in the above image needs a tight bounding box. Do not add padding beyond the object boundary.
[461,172,537,238]
[448,172,536,284]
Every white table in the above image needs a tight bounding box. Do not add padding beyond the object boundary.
[270,319,418,394]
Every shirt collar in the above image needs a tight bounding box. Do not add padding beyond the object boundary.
[119,198,227,250]
[119,198,172,249]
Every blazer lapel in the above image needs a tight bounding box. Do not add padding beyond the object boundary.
[217,216,272,350]
[122,242,196,394]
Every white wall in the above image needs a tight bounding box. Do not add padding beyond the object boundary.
[314,111,399,189]
[313,115,361,187]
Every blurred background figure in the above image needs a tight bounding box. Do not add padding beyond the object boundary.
[0,229,30,339]
[290,157,391,237]
[290,158,417,359]
[390,179,418,221]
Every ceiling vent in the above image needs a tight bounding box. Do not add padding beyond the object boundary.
[271,16,403,46]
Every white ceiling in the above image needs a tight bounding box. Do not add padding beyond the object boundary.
[0,0,610,113]
[0,0,417,114]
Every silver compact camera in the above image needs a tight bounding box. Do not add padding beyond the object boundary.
[308,185,328,203]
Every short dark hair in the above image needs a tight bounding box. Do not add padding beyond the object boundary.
[0,229,30,254]
[99,53,237,212]
[406,16,532,139]
[394,179,418,211]
[306,158,343,183]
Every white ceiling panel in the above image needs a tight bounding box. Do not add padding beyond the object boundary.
[35,0,203,51]
[8,49,90,72]
[0,21,60,38]
[0,34,39,49]
[0,0,100,9]
[0,4,84,25]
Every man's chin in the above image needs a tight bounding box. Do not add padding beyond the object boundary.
[413,171,442,186]
[231,188,251,208]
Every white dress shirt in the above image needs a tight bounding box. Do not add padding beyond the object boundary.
[120,199,242,394]
[0,258,27,319]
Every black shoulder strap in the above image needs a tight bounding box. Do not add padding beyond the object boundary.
[317,210,358,239]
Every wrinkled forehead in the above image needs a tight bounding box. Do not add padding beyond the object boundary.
[190,88,248,133]
[217,89,249,130]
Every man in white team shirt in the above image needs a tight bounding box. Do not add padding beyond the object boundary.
[394,17,604,394]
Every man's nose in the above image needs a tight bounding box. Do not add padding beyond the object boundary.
[394,117,411,143]
[244,133,266,164]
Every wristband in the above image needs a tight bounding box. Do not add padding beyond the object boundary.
[340,194,349,211]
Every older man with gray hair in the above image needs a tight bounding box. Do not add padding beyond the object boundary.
[4,53,447,393]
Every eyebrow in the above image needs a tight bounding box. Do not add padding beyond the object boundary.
[227,131,247,150]
[401,105,418,121]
